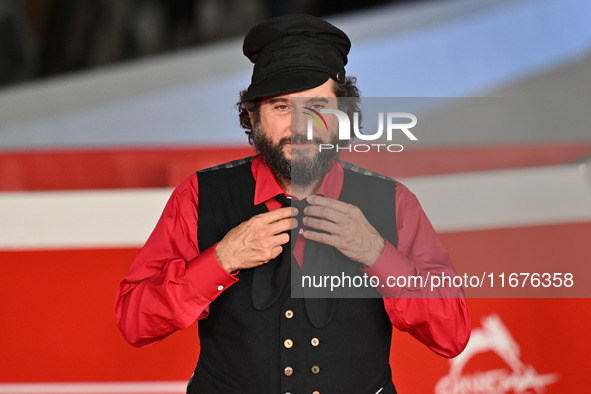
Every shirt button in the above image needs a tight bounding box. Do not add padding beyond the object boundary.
[217,285,224,291]
[311,365,320,374]
[311,337,319,346]
[284,339,293,348]
[284,366,293,376]
[299,228,304,235]
[285,310,294,319]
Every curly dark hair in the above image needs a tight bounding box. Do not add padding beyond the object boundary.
[237,76,361,144]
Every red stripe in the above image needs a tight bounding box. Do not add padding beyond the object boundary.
[0,146,255,191]
[2,222,589,388]
[0,143,589,191]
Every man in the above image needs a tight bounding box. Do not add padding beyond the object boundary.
[115,14,470,394]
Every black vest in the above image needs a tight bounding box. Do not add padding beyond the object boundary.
[189,158,398,394]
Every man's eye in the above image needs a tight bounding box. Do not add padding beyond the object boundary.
[311,104,325,110]
[275,104,289,110]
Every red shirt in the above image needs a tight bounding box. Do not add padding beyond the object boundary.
[114,156,470,357]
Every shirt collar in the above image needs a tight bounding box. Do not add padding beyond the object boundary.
[251,155,344,205]
[252,155,285,205]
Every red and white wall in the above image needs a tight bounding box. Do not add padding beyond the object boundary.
[1,0,591,392]
[1,144,590,393]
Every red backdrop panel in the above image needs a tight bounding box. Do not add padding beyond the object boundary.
[2,143,590,191]
[0,249,199,382]
[1,222,589,393]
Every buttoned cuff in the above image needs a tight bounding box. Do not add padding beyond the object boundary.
[186,243,239,296]
[361,241,422,297]
[362,241,415,277]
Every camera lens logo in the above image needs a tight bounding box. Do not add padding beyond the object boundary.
[303,107,328,131]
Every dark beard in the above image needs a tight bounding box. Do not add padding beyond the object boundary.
[252,122,338,187]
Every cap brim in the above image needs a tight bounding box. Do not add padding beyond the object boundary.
[244,70,331,101]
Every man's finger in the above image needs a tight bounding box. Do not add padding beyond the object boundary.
[256,207,298,223]
[302,216,340,235]
[268,217,297,235]
[302,229,340,249]
[267,245,284,261]
[306,194,352,214]
[303,204,342,224]
[270,232,290,247]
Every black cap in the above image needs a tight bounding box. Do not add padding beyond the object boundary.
[242,14,351,101]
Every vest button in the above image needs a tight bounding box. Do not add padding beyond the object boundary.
[284,339,293,348]
[311,337,319,346]
[284,366,293,376]
[311,365,320,374]
[285,310,294,319]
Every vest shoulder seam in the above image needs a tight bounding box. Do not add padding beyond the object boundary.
[197,156,256,173]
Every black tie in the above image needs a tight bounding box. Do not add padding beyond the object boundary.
[251,194,337,328]
[250,195,293,311]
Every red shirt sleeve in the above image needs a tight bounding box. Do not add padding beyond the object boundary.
[361,182,471,358]
[114,174,238,347]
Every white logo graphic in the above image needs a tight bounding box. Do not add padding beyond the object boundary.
[308,110,417,141]
[436,314,559,394]
[304,109,418,153]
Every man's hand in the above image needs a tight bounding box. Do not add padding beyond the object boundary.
[215,207,298,273]
[302,195,385,267]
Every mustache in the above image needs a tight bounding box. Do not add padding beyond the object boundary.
[279,135,324,146]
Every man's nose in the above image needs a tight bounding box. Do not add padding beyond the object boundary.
[291,111,308,136]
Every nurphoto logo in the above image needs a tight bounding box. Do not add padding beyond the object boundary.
[305,108,418,153]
